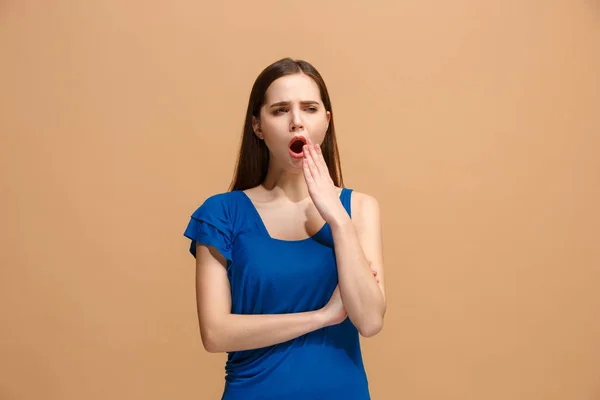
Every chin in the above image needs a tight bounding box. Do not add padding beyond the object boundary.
[286,161,304,172]
[282,156,304,172]
[269,152,303,172]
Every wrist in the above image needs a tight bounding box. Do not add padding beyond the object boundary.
[329,211,352,232]
[313,308,328,329]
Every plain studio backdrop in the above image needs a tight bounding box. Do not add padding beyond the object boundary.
[1,1,599,399]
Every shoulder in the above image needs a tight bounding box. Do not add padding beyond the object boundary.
[190,191,241,219]
[184,191,242,260]
[349,190,380,216]
[200,191,238,205]
[347,191,384,265]
[348,190,381,227]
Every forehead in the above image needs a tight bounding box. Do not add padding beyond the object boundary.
[264,73,321,104]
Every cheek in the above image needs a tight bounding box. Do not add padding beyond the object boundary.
[307,116,329,138]
[261,115,287,133]
[259,119,289,149]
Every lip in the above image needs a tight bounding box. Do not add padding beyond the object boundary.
[288,135,307,159]
[288,135,307,148]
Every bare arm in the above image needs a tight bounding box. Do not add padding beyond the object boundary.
[330,192,386,338]
[194,244,343,353]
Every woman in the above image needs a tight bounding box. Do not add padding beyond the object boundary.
[184,58,386,399]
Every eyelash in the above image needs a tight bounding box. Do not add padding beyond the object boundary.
[274,107,318,114]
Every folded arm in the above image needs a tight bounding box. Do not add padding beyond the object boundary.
[330,192,386,337]
[194,244,340,353]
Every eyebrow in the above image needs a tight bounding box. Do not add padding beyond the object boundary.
[269,101,321,108]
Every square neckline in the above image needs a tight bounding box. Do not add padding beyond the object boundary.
[237,188,346,243]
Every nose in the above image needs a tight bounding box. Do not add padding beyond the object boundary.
[289,109,304,132]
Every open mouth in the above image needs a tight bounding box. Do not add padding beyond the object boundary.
[288,136,307,155]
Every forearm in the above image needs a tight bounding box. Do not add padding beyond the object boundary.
[202,310,325,353]
[330,215,385,337]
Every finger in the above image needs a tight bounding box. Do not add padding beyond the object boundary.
[303,161,316,192]
[303,155,313,176]
[315,143,328,171]
[303,157,315,185]
[304,145,319,176]
[305,139,322,176]
[303,143,312,161]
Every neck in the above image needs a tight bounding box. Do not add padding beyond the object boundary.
[261,164,309,203]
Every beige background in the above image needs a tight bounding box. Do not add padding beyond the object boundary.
[1,1,599,399]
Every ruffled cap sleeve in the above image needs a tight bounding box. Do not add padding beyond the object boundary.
[183,194,233,263]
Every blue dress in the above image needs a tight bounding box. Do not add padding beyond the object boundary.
[183,188,370,400]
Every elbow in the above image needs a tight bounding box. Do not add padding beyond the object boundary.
[200,328,225,353]
[358,316,383,338]
[202,338,222,353]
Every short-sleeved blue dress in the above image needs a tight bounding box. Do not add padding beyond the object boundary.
[183,188,370,400]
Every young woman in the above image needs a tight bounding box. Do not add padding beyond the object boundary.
[184,58,386,399]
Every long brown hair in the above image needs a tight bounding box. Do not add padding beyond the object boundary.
[228,58,344,191]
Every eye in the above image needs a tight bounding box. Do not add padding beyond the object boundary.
[305,107,318,112]
[273,108,288,115]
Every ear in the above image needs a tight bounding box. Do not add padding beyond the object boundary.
[252,116,263,140]
[326,110,331,128]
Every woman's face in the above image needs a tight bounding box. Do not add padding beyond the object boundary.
[253,73,331,170]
